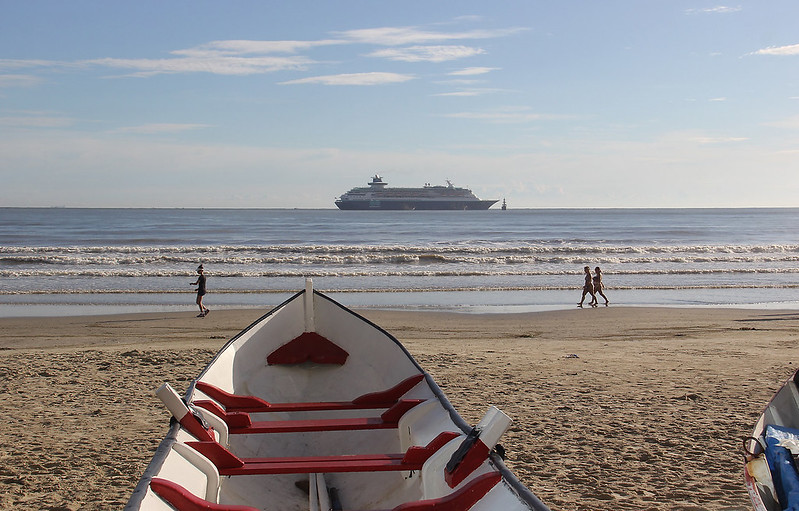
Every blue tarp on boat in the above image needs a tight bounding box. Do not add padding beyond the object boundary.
[765,424,799,511]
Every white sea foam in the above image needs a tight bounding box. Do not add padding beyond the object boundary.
[2,207,799,311]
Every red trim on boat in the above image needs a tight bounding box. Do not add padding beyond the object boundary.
[266,331,349,365]
[390,472,502,511]
[186,431,460,476]
[179,411,215,443]
[207,399,425,435]
[191,399,253,429]
[150,471,500,511]
[400,431,460,465]
[193,374,424,413]
[444,439,491,489]
[194,383,271,411]
[184,441,245,470]
[352,374,425,406]
[149,478,259,511]
[380,399,425,423]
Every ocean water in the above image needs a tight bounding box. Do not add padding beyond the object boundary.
[1,207,798,316]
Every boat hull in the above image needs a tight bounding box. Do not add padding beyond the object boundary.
[745,369,799,511]
[126,283,548,511]
[335,199,498,210]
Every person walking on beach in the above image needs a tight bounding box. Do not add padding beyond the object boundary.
[191,264,210,317]
[578,266,596,307]
[592,266,609,305]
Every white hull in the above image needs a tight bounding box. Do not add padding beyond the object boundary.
[126,281,549,511]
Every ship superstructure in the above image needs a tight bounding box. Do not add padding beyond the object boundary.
[335,175,498,210]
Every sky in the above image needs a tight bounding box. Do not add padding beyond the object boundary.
[1,1,799,209]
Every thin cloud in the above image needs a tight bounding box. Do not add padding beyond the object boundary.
[751,43,799,56]
[85,55,316,77]
[0,19,525,79]
[690,136,748,144]
[280,72,415,86]
[0,59,63,71]
[0,74,43,87]
[335,26,527,46]
[112,123,212,134]
[434,88,508,97]
[0,115,74,128]
[449,67,499,76]
[437,78,482,86]
[450,15,485,24]
[367,45,485,63]
[174,39,343,57]
[686,6,742,14]
[436,91,482,97]
[763,115,799,129]
[444,107,573,123]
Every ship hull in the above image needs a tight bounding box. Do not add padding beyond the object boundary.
[335,199,498,210]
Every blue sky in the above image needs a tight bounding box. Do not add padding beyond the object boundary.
[1,1,798,208]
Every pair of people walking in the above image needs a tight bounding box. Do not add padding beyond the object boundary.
[578,266,609,307]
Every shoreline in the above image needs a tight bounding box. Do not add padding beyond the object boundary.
[1,306,799,509]
[3,289,799,319]
[2,304,799,347]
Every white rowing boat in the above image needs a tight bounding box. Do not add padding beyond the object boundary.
[126,280,550,511]
[744,369,799,511]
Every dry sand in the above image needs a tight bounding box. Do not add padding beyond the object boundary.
[1,306,799,510]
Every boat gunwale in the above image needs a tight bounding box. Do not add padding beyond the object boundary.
[124,423,180,510]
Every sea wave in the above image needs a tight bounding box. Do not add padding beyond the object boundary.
[2,267,798,278]
[3,243,799,256]
[3,283,799,296]
[2,250,799,267]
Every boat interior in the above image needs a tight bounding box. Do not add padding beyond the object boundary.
[127,283,541,511]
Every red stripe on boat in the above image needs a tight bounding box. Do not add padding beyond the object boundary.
[392,472,502,511]
[444,439,491,489]
[150,478,259,511]
[179,412,215,443]
[352,374,425,406]
[187,431,460,476]
[266,331,349,365]
[213,399,424,435]
[194,373,424,413]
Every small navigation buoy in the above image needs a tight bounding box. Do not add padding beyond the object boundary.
[501,198,507,210]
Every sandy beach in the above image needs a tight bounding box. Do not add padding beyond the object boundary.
[1,306,798,510]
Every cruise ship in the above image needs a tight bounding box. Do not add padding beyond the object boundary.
[335,175,498,210]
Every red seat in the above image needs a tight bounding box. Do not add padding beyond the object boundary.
[186,431,460,476]
[385,473,502,511]
[149,478,259,511]
[196,398,425,434]
[193,374,425,413]
[150,471,501,511]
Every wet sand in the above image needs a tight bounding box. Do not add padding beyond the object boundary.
[1,306,798,510]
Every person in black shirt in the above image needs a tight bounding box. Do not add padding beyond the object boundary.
[191,264,210,317]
